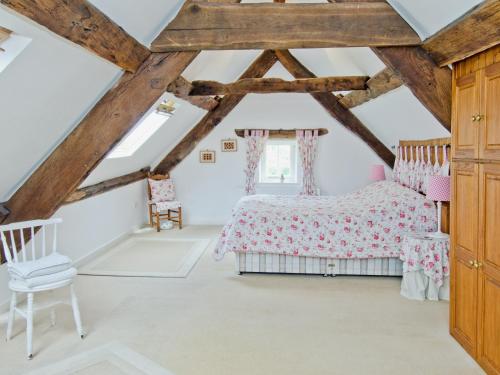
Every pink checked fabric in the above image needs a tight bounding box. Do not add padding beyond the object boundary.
[296,129,319,195]
[400,235,450,287]
[214,181,437,260]
[244,130,269,195]
[394,144,450,195]
[427,175,450,202]
[149,178,176,202]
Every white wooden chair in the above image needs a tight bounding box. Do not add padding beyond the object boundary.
[0,218,84,359]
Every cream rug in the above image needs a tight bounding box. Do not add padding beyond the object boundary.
[79,237,210,278]
[23,342,173,375]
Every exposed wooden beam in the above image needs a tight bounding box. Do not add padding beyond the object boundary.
[423,0,500,67]
[64,168,150,204]
[189,76,368,95]
[275,49,395,166]
[0,203,9,222]
[154,50,278,174]
[151,2,420,52]
[167,76,220,111]
[235,128,329,139]
[2,52,198,225]
[373,47,452,131]
[338,68,403,108]
[0,0,150,72]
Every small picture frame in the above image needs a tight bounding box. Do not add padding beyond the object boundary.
[200,150,216,163]
[221,138,238,152]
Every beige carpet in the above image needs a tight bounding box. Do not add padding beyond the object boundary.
[79,235,210,278]
[0,226,484,375]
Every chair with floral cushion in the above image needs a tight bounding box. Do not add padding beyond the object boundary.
[147,173,182,231]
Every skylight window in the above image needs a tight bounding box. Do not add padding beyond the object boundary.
[0,28,31,73]
[107,99,178,159]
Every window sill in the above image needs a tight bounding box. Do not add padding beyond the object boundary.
[257,182,300,187]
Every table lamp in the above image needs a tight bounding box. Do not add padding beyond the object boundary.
[426,175,450,238]
[369,165,386,181]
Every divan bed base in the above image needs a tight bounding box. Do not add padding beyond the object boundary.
[234,252,403,276]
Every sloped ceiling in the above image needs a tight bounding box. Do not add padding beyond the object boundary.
[0,0,483,198]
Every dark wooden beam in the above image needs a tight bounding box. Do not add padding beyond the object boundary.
[64,168,150,204]
[2,52,198,225]
[338,68,403,108]
[154,50,278,174]
[0,203,10,222]
[167,76,220,111]
[275,50,395,166]
[235,128,329,139]
[423,0,500,67]
[373,47,452,131]
[0,0,150,72]
[151,2,420,52]
[189,76,368,95]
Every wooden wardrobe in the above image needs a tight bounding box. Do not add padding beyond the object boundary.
[451,45,500,375]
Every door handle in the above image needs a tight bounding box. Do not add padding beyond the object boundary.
[469,260,475,267]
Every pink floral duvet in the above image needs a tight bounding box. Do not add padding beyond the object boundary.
[214,181,437,260]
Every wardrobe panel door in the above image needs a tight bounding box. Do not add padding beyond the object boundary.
[477,163,500,374]
[451,257,478,357]
[481,163,500,270]
[453,72,480,160]
[481,62,500,161]
[450,162,479,357]
[452,162,479,259]
[478,274,500,374]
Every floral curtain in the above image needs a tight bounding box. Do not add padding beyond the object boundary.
[244,129,269,195]
[296,129,319,195]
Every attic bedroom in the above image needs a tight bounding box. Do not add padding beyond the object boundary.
[0,0,499,374]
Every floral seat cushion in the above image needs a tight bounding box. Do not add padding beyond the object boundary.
[154,200,181,211]
[149,178,176,202]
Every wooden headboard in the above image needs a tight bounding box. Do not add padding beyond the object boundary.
[398,137,451,234]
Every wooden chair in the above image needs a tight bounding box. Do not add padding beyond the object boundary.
[147,174,182,231]
[0,218,84,359]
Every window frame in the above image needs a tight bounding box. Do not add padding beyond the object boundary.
[257,138,300,185]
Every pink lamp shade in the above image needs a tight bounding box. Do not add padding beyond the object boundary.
[426,175,450,202]
[369,165,386,181]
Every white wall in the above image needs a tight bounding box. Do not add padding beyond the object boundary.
[0,6,120,201]
[0,181,147,310]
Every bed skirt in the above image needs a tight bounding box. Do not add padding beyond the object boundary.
[234,252,403,276]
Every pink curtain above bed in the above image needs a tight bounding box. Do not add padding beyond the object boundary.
[296,129,319,195]
[244,129,269,195]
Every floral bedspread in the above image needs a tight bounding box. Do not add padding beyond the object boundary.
[214,181,437,260]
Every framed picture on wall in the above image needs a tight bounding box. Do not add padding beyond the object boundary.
[221,138,238,152]
[200,150,216,163]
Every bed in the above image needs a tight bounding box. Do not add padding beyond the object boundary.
[214,138,450,277]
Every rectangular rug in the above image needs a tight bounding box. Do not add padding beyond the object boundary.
[24,342,173,375]
[79,237,210,278]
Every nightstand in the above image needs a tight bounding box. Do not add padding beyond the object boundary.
[400,233,450,301]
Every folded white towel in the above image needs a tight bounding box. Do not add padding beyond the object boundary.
[10,267,77,288]
[8,253,72,279]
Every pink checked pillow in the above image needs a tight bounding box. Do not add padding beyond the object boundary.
[149,178,176,202]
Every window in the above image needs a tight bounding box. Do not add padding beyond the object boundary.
[107,99,178,159]
[0,28,31,73]
[259,139,298,184]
